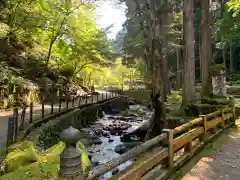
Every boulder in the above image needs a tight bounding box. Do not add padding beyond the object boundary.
[120,122,149,143]
[121,117,185,143]
[128,100,136,105]
[115,142,141,154]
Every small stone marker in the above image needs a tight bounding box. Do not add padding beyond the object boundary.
[59,126,83,178]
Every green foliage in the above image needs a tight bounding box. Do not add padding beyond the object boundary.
[0,141,65,180]
[227,73,240,82]
[0,23,10,38]
[76,141,91,173]
[226,0,240,17]
[121,108,146,117]
[166,91,183,116]
[0,140,91,179]
[84,58,143,89]
[0,0,118,108]
[201,96,234,106]
[216,4,240,43]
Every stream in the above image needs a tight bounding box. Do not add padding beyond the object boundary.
[81,105,152,179]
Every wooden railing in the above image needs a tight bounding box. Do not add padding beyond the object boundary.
[88,107,235,180]
[6,91,120,148]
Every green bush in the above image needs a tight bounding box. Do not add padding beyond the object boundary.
[201,96,234,106]
[0,141,65,180]
[185,103,225,117]
[227,73,240,82]
[166,91,183,116]
[0,140,91,180]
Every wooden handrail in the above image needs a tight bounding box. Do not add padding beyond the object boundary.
[88,107,235,180]
[88,133,166,180]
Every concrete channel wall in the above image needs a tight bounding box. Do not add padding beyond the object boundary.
[26,96,129,146]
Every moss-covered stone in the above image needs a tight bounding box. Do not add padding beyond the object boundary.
[201,96,234,106]
[185,104,225,117]
[211,64,225,76]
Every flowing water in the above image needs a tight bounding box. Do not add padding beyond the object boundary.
[82,105,152,179]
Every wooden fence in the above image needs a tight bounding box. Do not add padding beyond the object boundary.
[88,107,235,180]
[6,91,119,149]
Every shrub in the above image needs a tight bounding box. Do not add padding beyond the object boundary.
[201,96,234,106]
[0,141,65,180]
[185,104,225,117]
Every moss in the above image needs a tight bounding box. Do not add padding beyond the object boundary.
[121,108,146,117]
[211,64,225,76]
[166,91,183,116]
[124,90,151,104]
[185,104,224,117]
[201,96,234,106]
[0,160,59,180]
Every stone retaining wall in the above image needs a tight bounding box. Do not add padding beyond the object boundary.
[26,96,128,148]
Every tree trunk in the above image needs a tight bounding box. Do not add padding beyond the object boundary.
[223,45,226,73]
[182,0,196,107]
[46,40,54,66]
[200,0,213,97]
[176,47,181,89]
[144,0,167,140]
[230,39,233,73]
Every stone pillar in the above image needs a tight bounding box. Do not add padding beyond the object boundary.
[212,70,227,97]
[59,126,83,178]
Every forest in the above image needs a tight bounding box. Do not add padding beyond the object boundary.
[1,0,240,134]
[1,0,240,179]
[0,0,143,109]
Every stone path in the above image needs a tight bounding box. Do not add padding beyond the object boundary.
[0,92,116,151]
[181,121,240,180]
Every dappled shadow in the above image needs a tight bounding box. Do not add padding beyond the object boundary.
[182,124,240,180]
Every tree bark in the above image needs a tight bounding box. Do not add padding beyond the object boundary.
[200,0,213,97]
[145,0,168,140]
[182,0,196,107]
[230,39,233,73]
[176,47,181,89]
[222,44,226,73]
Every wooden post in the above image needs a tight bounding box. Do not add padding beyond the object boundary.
[29,102,33,123]
[162,129,174,168]
[20,105,26,131]
[41,101,44,118]
[59,99,62,112]
[51,100,54,114]
[199,115,207,141]
[13,108,18,142]
[6,117,14,148]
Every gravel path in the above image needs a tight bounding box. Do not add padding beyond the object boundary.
[182,123,240,180]
[0,92,117,151]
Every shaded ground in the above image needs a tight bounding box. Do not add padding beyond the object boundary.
[174,119,240,180]
[0,92,114,152]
